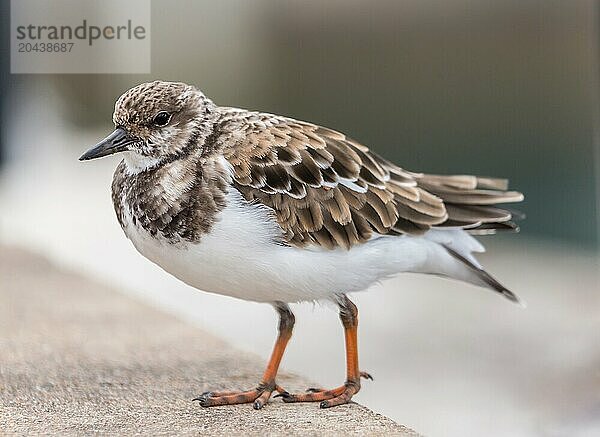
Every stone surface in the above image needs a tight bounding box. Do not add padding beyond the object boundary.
[0,246,418,436]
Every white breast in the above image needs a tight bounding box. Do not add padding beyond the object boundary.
[122,188,488,303]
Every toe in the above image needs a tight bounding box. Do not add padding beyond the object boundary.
[319,396,344,408]
[252,390,272,410]
[279,385,346,403]
[320,389,354,408]
[194,384,284,408]
[197,389,258,407]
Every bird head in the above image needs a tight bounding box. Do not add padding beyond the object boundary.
[79,80,215,171]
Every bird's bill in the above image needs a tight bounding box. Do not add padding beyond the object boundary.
[79,127,138,161]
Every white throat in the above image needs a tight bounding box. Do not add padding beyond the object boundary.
[122,151,162,174]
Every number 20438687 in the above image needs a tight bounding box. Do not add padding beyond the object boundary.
[18,42,74,52]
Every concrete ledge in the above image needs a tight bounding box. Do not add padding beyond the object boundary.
[0,246,418,436]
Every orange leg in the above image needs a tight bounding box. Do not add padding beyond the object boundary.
[194,303,294,410]
[279,295,372,408]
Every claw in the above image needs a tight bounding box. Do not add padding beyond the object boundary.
[360,371,374,381]
[192,392,212,402]
[193,394,213,407]
[198,398,211,407]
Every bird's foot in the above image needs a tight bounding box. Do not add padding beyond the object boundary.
[275,371,373,408]
[193,382,286,410]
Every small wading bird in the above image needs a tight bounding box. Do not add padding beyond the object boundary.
[80,81,524,410]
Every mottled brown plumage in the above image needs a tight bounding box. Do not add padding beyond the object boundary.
[111,157,229,244]
[216,108,523,249]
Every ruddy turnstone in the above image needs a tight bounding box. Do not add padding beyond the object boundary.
[80,80,524,410]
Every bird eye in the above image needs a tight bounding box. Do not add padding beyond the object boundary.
[153,111,171,127]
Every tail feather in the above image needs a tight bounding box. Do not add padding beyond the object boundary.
[418,173,524,235]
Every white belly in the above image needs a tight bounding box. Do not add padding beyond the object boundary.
[122,189,486,303]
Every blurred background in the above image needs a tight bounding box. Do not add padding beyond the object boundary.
[1,1,599,436]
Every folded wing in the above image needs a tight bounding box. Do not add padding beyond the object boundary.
[220,109,524,249]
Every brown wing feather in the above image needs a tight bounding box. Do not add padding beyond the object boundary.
[220,109,523,249]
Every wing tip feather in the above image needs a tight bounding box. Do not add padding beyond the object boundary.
[444,245,524,306]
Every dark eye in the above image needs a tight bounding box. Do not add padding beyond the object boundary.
[153,111,171,127]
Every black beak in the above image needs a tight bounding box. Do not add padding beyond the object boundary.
[79,127,139,161]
